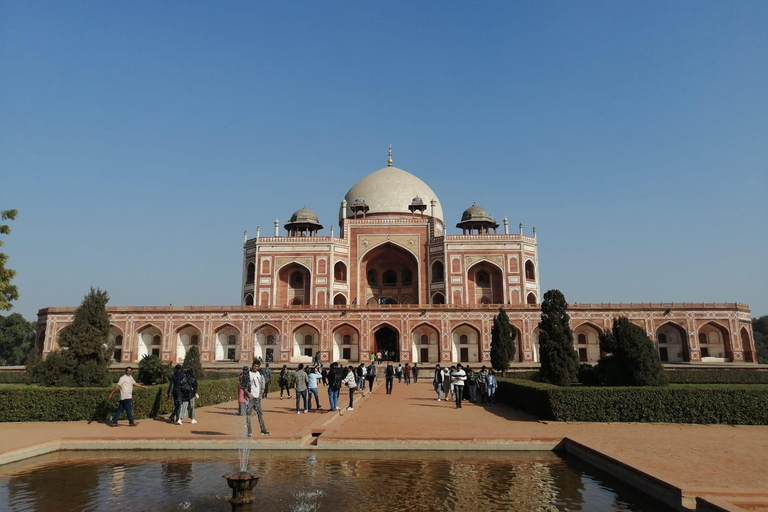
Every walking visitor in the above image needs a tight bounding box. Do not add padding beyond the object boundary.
[327,362,342,411]
[294,363,309,413]
[237,366,249,415]
[279,364,292,399]
[366,362,376,394]
[385,361,395,394]
[451,364,467,408]
[167,365,186,424]
[486,369,498,406]
[108,367,147,426]
[342,365,358,410]
[404,363,412,385]
[432,364,443,401]
[307,366,322,411]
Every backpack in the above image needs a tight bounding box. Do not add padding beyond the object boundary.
[331,369,343,389]
[180,376,193,398]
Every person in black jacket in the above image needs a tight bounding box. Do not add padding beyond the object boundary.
[167,365,186,424]
[385,362,395,394]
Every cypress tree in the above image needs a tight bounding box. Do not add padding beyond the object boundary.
[538,289,579,386]
[182,345,204,380]
[59,287,112,387]
[594,317,668,386]
[490,308,516,375]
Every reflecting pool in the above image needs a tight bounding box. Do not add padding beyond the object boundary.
[0,450,674,511]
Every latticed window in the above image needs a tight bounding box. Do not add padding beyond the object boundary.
[460,334,468,344]
[304,334,313,345]
[420,334,429,345]
[343,334,351,344]
[578,333,587,344]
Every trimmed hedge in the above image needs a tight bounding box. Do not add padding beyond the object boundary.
[498,378,768,425]
[0,372,31,384]
[0,374,280,422]
[665,369,768,385]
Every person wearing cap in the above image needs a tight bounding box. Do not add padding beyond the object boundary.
[237,366,249,415]
[242,361,270,436]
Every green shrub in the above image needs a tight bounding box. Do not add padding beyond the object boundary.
[182,346,204,380]
[498,378,768,425]
[137,355,172,385]
[538,290,580,386]
[35,350,77,387]
[665,369,768,384]
[0,371,30,384]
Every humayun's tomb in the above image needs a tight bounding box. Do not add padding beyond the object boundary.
[36,153,756,367]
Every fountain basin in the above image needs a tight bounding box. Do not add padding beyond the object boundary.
[223,471,260,505]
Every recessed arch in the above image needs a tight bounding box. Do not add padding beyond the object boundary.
[293,323,320,362]
[334,261,347,282]
[109,325,124,362]
[741,326,754,362]
[698,321,731,361]
[253,323,280,364]
[136,324,163,361]
[411,322,440,363]
[244,293,254,306]
[332,323,360,362]
[175,323,202,363]
[526,292,537,305]
[432,260,444,283]
[246,262,255,284]
[466,260,504,305]
[213,323,240,362]
[525,260,536,281]
[372,322,400,362]
[656,321,688,363]
[276,261,312,306]
[333,293,347,305]
[361,242,419,307]
[451,323,481,363]
[431,292,445,305]
[572,322,603,362]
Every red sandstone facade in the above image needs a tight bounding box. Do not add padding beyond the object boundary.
[36,162,757,366]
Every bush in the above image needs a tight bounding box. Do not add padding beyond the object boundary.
[35,350,77,387]
[0,371,30,384]
[498,378,768,425]
[137,355,172,385]
[182,346,204,380]
[538,290,580,386]
[0,373,282,422]
[665,369,768,384]
[588,317,667,387]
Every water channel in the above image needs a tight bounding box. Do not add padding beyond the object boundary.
[0,450,674,511]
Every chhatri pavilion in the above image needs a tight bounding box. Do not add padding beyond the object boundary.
[36,151,756,367]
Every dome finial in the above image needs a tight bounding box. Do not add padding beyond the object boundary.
[387,145,393,167]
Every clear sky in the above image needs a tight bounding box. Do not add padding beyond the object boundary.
[2,1,766,321]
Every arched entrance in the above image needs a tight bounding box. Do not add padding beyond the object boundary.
[374,325,399,362]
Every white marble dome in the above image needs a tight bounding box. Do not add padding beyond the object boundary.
[340,166,444,223]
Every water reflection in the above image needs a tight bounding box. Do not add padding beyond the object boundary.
[0,451,673,512]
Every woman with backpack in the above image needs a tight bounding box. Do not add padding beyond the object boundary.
[366,363,376,394]
[279,365,292,399]
[237,366,249,415]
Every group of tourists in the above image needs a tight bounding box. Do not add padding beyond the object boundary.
[107,364,200,427]
[432,364,498,408]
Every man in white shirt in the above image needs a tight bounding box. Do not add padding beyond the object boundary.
[243,361,270,437]
[107,367,148,426]
[450,364,467,408]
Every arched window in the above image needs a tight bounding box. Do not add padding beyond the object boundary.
[291,298,303,305]
[460,334,468,344]
[290,271,304,287]
[334,262,347,282]
[432,261,444,282]
[699,333,707,345]
[578,333,587,344]
[333,294,347,305]
[476,270,490,286]
[420,334,429,345]
[367,269,377,285]
[115,335,123,346]
[383,270,397,286]
[191,335,199,345]
[318,259,326,274]
[267,334,276,345]
[432,293,445,305]
[658,333,667,344]
[246,262,255,284]
[261,259,270,274]
[304,334,313,345]
[525,260,536,281]
[526,293,537,305]
[343,334,351,344]
[402,268,412,286]
[152,335,161,345]
[245,294,254,306]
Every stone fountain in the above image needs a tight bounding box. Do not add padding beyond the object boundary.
[223,471,260,507]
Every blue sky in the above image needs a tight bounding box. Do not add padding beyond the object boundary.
[2,1,767,321]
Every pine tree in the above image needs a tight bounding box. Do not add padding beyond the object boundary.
[538,289,579,386]
[490,308,516,375]
[59,287,112,387]
[593,317,668,386]
[182,345,204,380]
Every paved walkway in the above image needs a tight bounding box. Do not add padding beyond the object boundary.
[0,379,766,511]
